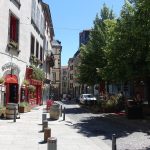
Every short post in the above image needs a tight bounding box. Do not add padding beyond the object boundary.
[42,120,48,132]
[14,107,16,122]
[60,105,62,117]
[112,134,117,150]
[47,137,57,150]
[42,113,47,124]
[44,127,51,142]
[63,107,65,121]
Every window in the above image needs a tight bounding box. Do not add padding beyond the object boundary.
[70,83,73,88]
[9,13,19,44]
[40,15,44,35]
[36,41,39,58]
[10,0,21,9]
[63,76,67,80]
[70,65,73,70]
[40,46,43,61]
[63,83,66,87]
[30,35,35,55]
[31,0,36,22]
[37,7,40,29]
[70,74,73,80]
[52,72,56,83]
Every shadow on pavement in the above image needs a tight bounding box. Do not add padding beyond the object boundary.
[70,113,150,140]
[39,141,47,144]
[64,101,150,140]
[65,107,90,114]
[61,99,78,105]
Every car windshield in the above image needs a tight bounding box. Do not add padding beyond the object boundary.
[84,94,93,98]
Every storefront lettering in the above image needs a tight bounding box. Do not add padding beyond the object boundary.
[2,62,20,73]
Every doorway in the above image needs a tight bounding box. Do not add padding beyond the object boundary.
[9,83,18,103]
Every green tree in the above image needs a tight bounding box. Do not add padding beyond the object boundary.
[104,0,136,81]
[78,4,115,86]
[107,0,150,102]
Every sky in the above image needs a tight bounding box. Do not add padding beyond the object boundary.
[44,0,125,66]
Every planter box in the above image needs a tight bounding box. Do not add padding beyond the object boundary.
[0,108,6,118]
[19,106,28,113]
[27,105,31,112]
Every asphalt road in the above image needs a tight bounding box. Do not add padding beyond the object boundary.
[59,100,150,150]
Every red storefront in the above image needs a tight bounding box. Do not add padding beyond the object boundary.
[21,67,42,106]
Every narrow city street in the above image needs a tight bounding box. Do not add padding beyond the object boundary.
[59,100,150,150]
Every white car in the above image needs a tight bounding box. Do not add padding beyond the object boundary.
[79,94,97,105]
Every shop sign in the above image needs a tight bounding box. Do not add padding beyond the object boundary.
[2,62,20,74]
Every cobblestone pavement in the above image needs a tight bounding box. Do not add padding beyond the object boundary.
[59,100,150,150]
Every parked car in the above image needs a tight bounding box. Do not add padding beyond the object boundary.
[79,94,97,105]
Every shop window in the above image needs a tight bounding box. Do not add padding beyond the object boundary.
[9,13,19,46]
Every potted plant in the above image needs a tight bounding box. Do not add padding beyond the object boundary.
[22,79,29,86]
[31,65,45,81]
[28,85,36,92]
[19,102,31,113]
[0,77,4,84]
[8,40,18,49]
[0,105,6,118]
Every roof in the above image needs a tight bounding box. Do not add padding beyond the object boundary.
[73,50,80,58]
[52,40,62,47]
[42,2,55,38]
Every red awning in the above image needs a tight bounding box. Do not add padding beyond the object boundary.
[5,74,18,84]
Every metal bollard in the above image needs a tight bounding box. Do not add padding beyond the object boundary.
[42,120,48,132]
[63,107,65,121]
[60,105,62,117]
[44,128,51,142]
[42,113,47,124]
[112,134,117,150]
[47,137,57,150]
[14,107,16,122]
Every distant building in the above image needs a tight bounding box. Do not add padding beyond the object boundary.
[67,58,74,97]
[79,30,90,47]
[67,30,91,98]
[61,66,68,96]
[72,50,81,98]
[51,40,62,100]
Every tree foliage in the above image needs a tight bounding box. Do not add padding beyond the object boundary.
[106,0,150,81]
[78,4,115,85]
[78,0,150,86]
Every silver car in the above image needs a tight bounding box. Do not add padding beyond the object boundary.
[79,94,97,105]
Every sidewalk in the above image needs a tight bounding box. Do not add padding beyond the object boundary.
[0,105,111,150]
